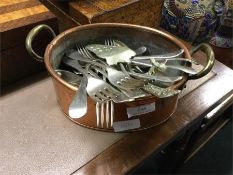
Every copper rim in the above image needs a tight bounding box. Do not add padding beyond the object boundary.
[44,23,191,93]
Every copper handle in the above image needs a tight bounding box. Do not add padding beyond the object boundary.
[188,43,215,80]
[25,24,56,62]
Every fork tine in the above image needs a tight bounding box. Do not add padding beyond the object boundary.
[100,90,114,100]
[105,101,109,128]
[80,45,88,57]
[77,45,87,58]
[96,102,100,127]
[108,38,112,45]
[110,38,114,46]
[112,39,120,47]
[105,38,114,46]
[104,38,109,45]
[96,91,110,101]
[108,38,115,46]
[110,101,114,127]
[92,95,104,103]
[75,44,80,52]
[104,87,121,97]
[100,103,104,128]
[107,38,110,45]
[83,46,96,60]
[113,39,126,47]
[78,44,98,61]
[76,45,83,55]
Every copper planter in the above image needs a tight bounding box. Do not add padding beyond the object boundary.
[26,23,214,132]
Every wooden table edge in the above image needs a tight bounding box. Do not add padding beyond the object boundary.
[72,60,233,175]
[39,0,80,27]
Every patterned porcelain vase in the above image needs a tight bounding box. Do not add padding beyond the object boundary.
[161,0,229,44]
[209,0,233,48]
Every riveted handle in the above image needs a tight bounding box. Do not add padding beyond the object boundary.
[25,24,56,62]
[188,43,215,80]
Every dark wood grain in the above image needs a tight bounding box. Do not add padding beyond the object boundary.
[69,0,163,27]
[39,0,79,31]
[0,0,57,50]
[210,44,233,69]
[72,55,233,175]
[0,0,58,87]
[1,32,54,86]
[1,13,57,50]
[39,0,163,30]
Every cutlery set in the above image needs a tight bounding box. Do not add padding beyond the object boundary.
[56,39,197,128]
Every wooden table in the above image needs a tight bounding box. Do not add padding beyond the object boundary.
[1,1,233,174]
[1,53,233,174]
[73,60,233,175]
[0,0,58,87]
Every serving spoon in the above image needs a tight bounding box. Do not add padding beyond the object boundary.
[55,68,88,119]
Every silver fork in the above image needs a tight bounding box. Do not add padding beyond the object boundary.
[69,47,183,85]
[76,46,183,83]
[63,58,131,130]
[104,39,182,98]
[72,48,152,99]
[87,63,115,129]
[77,45,111,127]
[85,42,184,65]
[87,41,185,83]
[73,47,147,90]
[63,57,133,103]
[76,45,115,128]
[103,39,151,98]
[87,40,196,74]
[96,100,114,128]
[96,100,110,128]
[76,45,109,127]
[77,46,119,128]
[76,44,96,60]
[90,67,112,128]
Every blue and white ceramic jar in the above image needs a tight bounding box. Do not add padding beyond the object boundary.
[161,0,229,44]
[209,0,233,48]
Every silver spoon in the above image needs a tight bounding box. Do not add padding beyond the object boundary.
[55,68,88,119]
[68,76,88,119]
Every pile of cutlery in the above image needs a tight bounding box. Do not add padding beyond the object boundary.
[56,39,198,128]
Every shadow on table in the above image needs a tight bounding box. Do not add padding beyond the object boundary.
[0,72,48,97]
[133,111,232,175]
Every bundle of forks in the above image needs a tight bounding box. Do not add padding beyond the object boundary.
[58,39,198,128]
